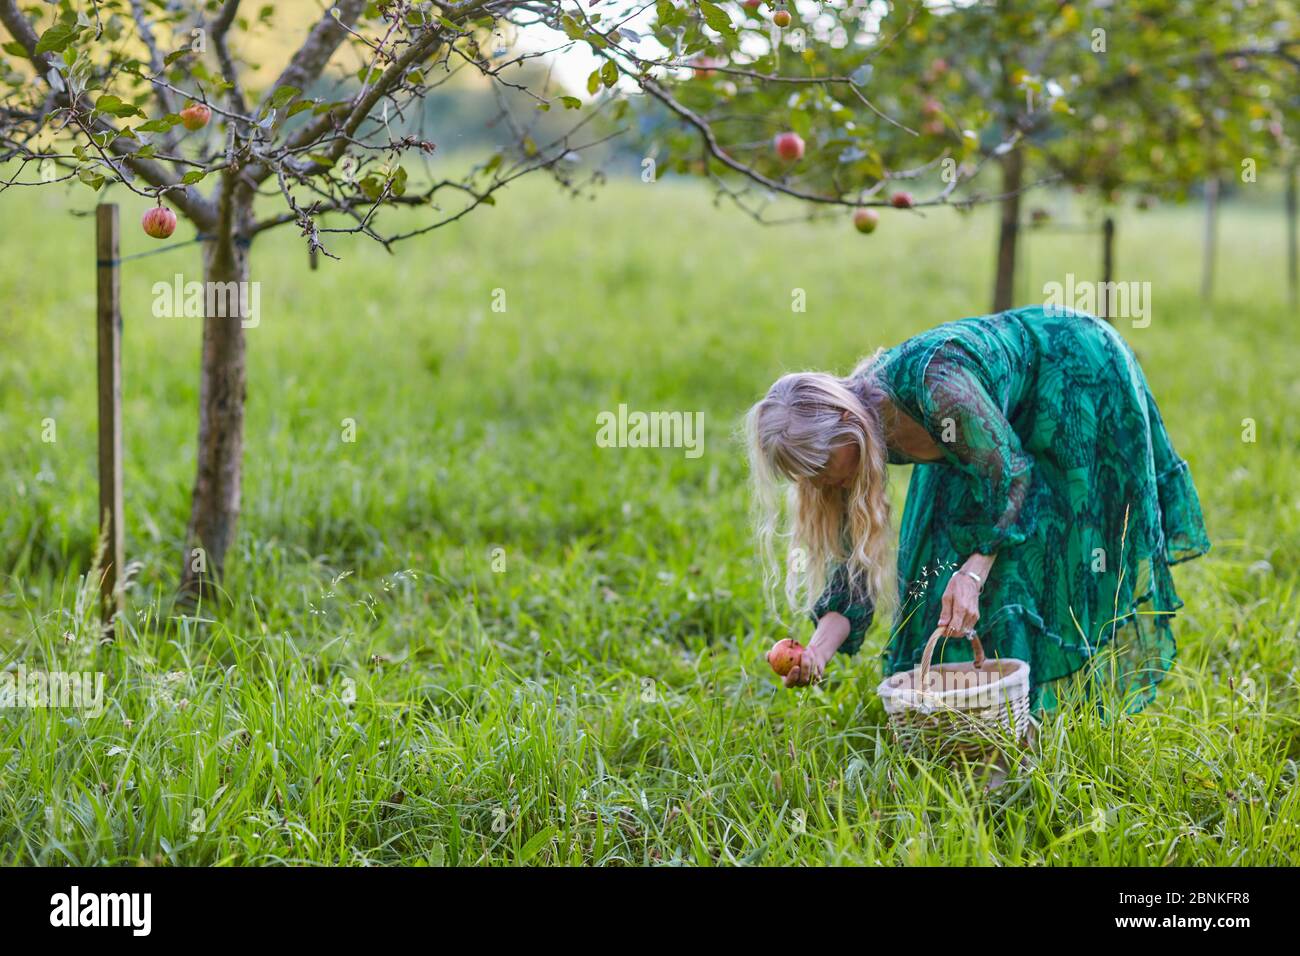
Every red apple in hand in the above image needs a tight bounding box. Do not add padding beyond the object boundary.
[142,205,177,239]
[180,102,211,131]
[890,191,914,209]
[773,131,805,162]
[767,639,805,677]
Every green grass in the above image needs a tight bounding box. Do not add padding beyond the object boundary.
[1,174,1298,865]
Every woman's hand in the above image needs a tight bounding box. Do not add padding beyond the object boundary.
[784,643,827,687]
[783,612,849,688]
[938,554,995,638]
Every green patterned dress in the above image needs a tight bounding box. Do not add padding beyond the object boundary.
[813,305,1211,714]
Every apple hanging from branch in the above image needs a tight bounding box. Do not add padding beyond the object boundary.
[179,102,211,131]
[773,131,805,162]
[141,205,177,239]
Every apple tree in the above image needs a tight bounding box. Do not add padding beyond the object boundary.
[0,0,632,602]
[615,0,1296,310]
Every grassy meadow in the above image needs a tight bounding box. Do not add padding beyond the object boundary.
[1,173,1298,865]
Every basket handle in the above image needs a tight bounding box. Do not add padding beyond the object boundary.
[917,626,986,687]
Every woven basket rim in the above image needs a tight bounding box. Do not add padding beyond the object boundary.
[877,656,1031,709]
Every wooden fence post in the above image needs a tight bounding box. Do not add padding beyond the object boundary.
[96,204,124,633]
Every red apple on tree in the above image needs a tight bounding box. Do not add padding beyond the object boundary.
[142,205,177,239]
[852,208,879,234]
[766,639,805,677]
[890,191,914,209]
[924,57,949,83]
[773,131,805,162]
[179,102,211,131]
[773,8,791,28]
[691,55,723,79]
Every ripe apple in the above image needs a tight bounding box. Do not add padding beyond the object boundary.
[691,55,721,79]
[766,639,804,677]
[743,0,762,9]
[142,205,177,239]
[890,191,914,209]
[773,131,804,162]
[852,208,878,234]
[180,102,211,131]
[773,9,791,27]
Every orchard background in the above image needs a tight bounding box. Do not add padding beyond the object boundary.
[1,0,1298,865]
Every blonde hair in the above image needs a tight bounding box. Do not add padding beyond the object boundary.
[744,352,895,624]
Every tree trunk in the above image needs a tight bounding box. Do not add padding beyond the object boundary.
[179,188,254,606]
[992,148,1024,313]
[1201,176,1219,304]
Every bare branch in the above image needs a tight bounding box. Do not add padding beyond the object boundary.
[211,0,250,118]
[128,0,177,117]
[261,0,370,112]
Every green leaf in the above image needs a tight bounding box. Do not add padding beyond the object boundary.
[77,166,104,190]
[560,95,582,110]
[2,40,28,57]
[600,59,618,88]
[586,69,600,96]
[35,23,78,55]
[135,114,182,133]
[560,15,586,42]
[95,94,143,118]
[697,1,736,38]
[269,85,300,108]
[389,165,407,197]
[287,100,315,117]
[516,826,556,864]
[163,48,189,67]
[406,70,424,86]
[181,170,206,184]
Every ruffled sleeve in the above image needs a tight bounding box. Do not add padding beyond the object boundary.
[918,342,1038,556]
[810,563,875,656]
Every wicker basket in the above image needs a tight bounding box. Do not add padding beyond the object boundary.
[876,626,1032,761]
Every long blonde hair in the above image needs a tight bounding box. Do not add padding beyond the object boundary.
[744,352,896,623]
